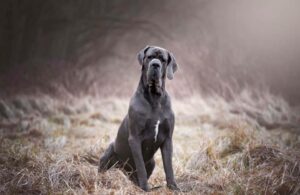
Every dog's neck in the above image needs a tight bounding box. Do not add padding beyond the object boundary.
[138,74,166,108]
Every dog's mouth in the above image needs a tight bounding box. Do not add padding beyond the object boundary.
[147,78,162,95]
[146,65,163,94]
[148,79,160,87]
[148,74,162,87]
[147,70,161,84]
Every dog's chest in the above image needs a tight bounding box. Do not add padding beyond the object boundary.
[143,118,167,144]
[153,120,160,142]
[141,119,164,159]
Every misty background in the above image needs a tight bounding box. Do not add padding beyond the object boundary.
[0,0,300,105]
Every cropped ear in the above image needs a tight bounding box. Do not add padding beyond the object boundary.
[166,52,178,80]
[137,45,150,66]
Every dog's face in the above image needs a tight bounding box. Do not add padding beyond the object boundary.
[137,46,178,90]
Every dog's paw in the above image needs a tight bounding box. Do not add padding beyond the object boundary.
[98,161,106,173]
[140,184,150,192]
[167,183,180,191]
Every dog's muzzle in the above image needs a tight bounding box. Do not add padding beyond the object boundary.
[147,59,162,87]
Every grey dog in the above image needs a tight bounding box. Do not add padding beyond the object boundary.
[98,45,179,191]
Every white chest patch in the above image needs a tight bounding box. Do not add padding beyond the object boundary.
[154,120,160,142]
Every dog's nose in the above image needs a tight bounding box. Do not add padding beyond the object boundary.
[152,63,160,69]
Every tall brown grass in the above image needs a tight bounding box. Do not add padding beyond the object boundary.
[0,92,299,194]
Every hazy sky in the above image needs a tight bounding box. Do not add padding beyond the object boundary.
[0,0,299,104]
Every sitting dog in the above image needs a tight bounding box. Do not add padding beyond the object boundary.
[98,45,179,191]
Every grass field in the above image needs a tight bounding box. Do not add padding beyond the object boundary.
[0,93,299,194]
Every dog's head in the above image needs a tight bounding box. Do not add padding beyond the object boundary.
[137,45,178,92]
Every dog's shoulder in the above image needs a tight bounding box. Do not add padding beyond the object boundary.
[128,92,150,116]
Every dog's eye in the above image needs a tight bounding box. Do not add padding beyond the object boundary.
[148,56,154,59]
[158,56,166,63]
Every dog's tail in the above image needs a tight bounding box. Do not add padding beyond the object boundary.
[98,142,118,172]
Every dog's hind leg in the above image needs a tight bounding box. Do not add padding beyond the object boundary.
[146,158,155,179]
[98,142,118,172]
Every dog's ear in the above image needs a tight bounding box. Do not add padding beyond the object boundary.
[167,52,178,80]
[137,45,150,66]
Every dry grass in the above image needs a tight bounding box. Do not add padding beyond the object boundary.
[0,93,300,194]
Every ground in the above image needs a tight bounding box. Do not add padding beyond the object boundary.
[0,93,299,194]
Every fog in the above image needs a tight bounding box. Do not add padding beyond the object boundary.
[0,0,299,104]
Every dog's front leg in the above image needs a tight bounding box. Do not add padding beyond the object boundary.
[161,137,180,191]
[128,136,149,191]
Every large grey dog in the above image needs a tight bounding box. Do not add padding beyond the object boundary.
[98,45,179,191]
